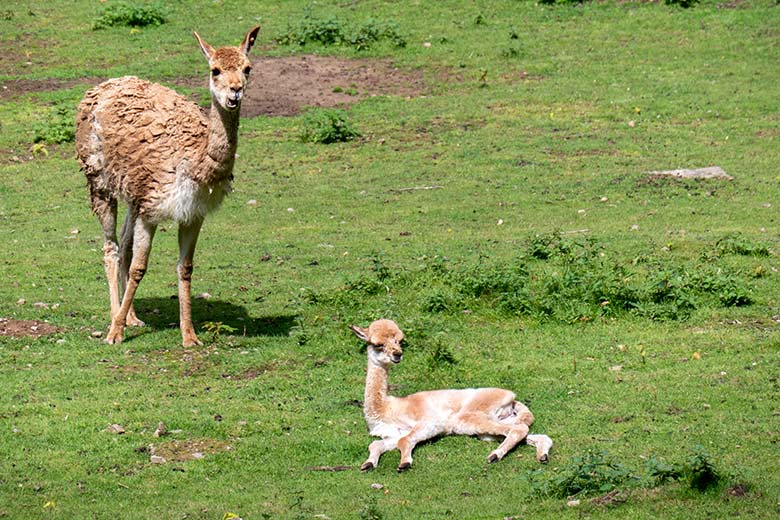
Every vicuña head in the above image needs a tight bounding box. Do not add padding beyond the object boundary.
[350,319,552,472]
[349,319,405,367]
[195,28,257,113]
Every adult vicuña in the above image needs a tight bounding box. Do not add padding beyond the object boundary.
[350,319,553,471]
[76,26,260,346]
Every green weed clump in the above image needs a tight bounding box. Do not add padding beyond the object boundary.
[530,449,639,498]
[201,321,237,344]
[664,0,700,8]
[645,447,727,491]
[714,234,771,258]
[93,2,166,30]
[33,104,75,144]
[276,10,406,50]
[357,496,385,520]
[299,109,361,144]
[537,0,590,5]
[531,446,729,500]
[303,234,758,324]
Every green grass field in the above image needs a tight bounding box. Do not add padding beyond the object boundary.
[1,1,779,518]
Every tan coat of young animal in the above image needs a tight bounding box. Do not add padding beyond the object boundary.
[350,319,553,471]
[76,26,260,346]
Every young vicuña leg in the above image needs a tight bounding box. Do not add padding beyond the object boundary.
[362,438,399,471]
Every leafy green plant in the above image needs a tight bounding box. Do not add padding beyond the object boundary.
[299,109,361,144]
[349,18,406,50]
[530,449,639,498]
[715,234,770,257]
[358,495,384,520]
[644,447,726,491]
[500,46,523,58]
[532,447,730,499]
[644,456,685,485]
[93,2,166,29]
[276,11,405,50]
[427,340,458,369]
[33,105,75,144]
[422,290,456,313]
[686,446,725,491]
[201,321,237,343]
[664,0,700,8]
[537,0,590,4]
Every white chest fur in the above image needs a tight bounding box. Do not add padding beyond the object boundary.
[153,165,231,224]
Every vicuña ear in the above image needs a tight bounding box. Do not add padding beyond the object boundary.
[193,31,215,61]
[349,325,369,343]
[240,25,261,56]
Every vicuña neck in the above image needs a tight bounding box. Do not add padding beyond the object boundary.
[364,363,389,418]
[204,103,240,177]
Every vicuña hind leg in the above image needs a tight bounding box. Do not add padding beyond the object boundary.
[106,219,156,344]
[487,423,529,463]
[119,209,144,327]
[525,434,553,463]
[93,196,121,322]
[457,412,529,463]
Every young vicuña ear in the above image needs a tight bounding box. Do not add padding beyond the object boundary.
[240,26,261,56]
[349,325,369,343]
[193,31,215,61]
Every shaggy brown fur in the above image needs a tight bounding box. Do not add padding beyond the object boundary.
[76,26,260,346]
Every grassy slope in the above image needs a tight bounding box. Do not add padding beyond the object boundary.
[1,1,779,518]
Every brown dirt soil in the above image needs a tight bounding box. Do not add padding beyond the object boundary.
[0,55,427,118]
[149,438,233,462]
[0,317,63,338]
[0,78,101,100]
[179,55,427,117]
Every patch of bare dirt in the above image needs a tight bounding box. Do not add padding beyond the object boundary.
[1,55,428,117]
[591,489,628,507]
[221,361,286,380]
[179,55,428,117]
[726,483,750,497]
[0,78,101,100]
[0,317,62,338]
[147,438,233,463]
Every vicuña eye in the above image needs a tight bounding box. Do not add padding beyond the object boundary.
[243,66,252,75]
[211,68,221,77]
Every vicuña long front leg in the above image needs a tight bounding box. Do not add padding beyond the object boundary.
[106,219,157,344]
[177,219,203,347]
[396,425,439,472]
[362,438,398,471]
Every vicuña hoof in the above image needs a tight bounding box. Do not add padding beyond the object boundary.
[105,328,123,344]
[360,461,375,472]
[539,454,549,464]
[488,453,500,464]
[397,462,411,472]
[125,315,145,327]
[182,335,203,347]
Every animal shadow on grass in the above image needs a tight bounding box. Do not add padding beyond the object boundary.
[133,297,296,339]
